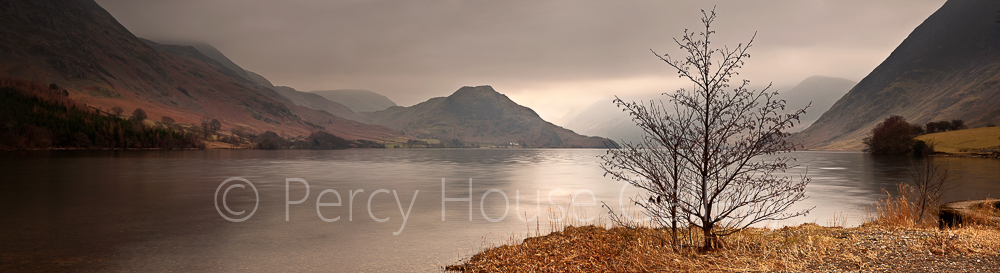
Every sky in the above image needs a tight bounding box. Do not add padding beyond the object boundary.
[94,0,947,123]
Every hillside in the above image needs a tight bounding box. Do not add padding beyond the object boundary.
[311,89,397,113]
[142,40,368,123]
[272,86,365,122]
[367,85,614,148]
[791,0,1000,150]
[0,0,400,141]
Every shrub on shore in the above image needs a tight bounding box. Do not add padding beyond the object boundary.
[864,115,921,155]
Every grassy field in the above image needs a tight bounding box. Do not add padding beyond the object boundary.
[915,127,1000,154]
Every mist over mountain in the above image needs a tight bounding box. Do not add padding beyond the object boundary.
[778,76,857,132]
[561,96,646,144]
[791,0,1000,150]
[367,85,614,148]
[310,89,397,113]
[0,0,399,140]
[272,86,365,122]
[142,38,369,123]
[559,75,851,143]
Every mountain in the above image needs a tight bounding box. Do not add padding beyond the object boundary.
[311,89,397,113]
[367,85,614,147]
[778,76,856,132]
[0,0,400,140]
[792,0,1000,150]
[138,39,273,90]
[143,40,368,123]
[562,96,646,144]
[271,86,365,122]
[186,43,256,83]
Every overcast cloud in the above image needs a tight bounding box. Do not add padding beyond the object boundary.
[94,0,946,122]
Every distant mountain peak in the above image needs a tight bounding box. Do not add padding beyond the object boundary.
[798,75,855,85]
[444,85,537,120]
[450,85,501,98]
[456,85,495,92]
[367,86,612,147]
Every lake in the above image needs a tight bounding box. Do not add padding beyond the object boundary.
[1,149,998,271]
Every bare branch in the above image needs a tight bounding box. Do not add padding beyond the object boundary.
[601,7,811,251]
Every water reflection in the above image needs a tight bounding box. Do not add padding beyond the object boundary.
[0,150,996,271]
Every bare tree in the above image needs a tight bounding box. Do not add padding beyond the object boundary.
[907,158,960,226]
[111,106,124,116]
[199,116,212,140]
[601,8,811,251]
[230,126,247,147]
[210,118,222,134]
[602,99,689,251]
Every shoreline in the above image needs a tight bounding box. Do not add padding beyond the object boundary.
[930,152,1000,159]
[447,223,1000,272]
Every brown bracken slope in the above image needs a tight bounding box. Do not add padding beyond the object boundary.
[0,0,401,140]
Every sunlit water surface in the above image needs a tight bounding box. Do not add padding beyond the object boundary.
[1,149,997,271]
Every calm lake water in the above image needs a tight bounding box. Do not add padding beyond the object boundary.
[1,149,998,271]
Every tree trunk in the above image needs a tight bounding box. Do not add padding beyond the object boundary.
[701,222,715,251]
[671,205,678,251]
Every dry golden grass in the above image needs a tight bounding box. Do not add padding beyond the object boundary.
[448,223,843,272]
[449,220,1000,272]
[862,183,940,228]
[963,199,1000,227]
[448,189,1000,272]
[447,221,1000,272]
[971,200,1000,217]
[916,127,1000,154]
[449,194,1000,272]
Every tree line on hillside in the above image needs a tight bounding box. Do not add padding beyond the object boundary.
[0,80,202,150]
[248,130,384,149]
[923,120,967,134]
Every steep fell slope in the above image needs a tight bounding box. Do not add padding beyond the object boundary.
[311,89,397,113]
[791,0,1000,150]
[142,40,367,123]
[272,86,365,122]
[0,0,399,140]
